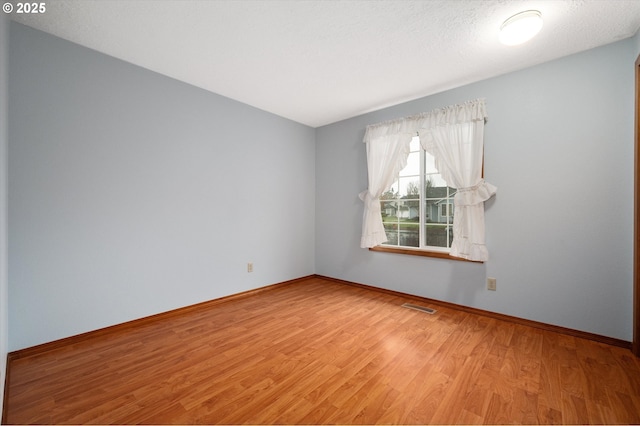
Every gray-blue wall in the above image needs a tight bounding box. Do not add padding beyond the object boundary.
[8,23,316,351]
[316,37,637,341]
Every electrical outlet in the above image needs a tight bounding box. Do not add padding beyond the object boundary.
[247,263,253,273]
[487,277,496,291]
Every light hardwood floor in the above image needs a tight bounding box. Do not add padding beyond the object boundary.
[4,276,640,424]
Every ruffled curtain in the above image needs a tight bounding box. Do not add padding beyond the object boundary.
[418,100,496,261]
[359,133,413,248]
[360,99,496,261]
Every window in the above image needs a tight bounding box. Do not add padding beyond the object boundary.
[380,136,455,252]
[440,203,453,218]
[361,99,494,262]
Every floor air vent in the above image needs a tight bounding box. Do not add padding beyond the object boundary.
[401,303,437,314]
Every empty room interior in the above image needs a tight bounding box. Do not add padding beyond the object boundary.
[2,0,640,424]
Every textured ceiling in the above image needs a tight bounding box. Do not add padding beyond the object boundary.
[10,0,640,127]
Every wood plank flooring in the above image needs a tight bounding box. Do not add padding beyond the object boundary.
[4,276,640,424]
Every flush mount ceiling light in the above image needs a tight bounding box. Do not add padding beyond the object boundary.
[499,10,543,46]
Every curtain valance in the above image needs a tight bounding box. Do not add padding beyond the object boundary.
[363,99,487,143]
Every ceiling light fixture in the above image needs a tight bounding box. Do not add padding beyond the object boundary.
[499,10,543,46]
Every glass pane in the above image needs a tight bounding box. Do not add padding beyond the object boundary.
[440,203,454,219]
[425,198,454,220]
[399,221,419,247]
[395,199,419,221]
[425,176,448,198]
[425,224,448,248]
[383,222,399,246]
[425,153,438,174]
[425,199,439,223]
[381,182,399,200]
[380,201,398,221]
[424,174,447,192]
[395,200,409,220]
[399,177,420,198]
[399,152,420,177]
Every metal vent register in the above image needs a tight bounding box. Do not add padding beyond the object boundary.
[401,303,437,314]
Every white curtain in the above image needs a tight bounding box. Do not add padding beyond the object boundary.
[360,99,496,261]
[418,100,496,261]
[359,133,413,248]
